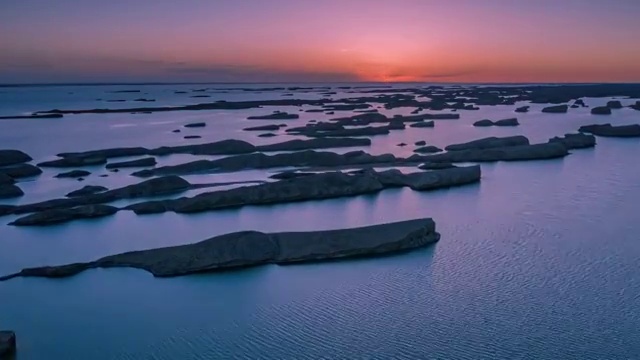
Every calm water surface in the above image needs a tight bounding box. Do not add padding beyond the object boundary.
[1,84,639,359]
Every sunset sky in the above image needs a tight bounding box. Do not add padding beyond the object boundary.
[2,0,640,83]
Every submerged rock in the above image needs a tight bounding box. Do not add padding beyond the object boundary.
[0,219,440,280]
[10,205,118,226]
[0,184,24,199]
[66,185,109,198]
[55,170,91,178]
[579,124,640,137]
[0,331,16,357]
[590,106,612,115]
[247,112,299,120]
[541,105,568,113]
[105,157,156,169]
[0,150,32,167]
[445,136,529,151]
[548,133,596,149]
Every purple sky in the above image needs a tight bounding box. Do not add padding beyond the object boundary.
[2,0,640,83]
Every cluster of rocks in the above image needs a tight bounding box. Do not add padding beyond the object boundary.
[0,218,440,280]
[0,149,41,199]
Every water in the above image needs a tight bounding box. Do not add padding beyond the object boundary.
[1,84,640,359]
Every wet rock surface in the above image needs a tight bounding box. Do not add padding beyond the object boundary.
[0,218,440,280]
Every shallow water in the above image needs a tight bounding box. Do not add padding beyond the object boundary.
[1,84,640,359]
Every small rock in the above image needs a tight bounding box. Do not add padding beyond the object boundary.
[541,105,568,113]
[591,106,612,115]
[515,106,529,113]
[397,143,407,147]
[55,170,91,179]
[607,100,622,109]
[414,145,442,154]
[415,141,427,146]
[184,135,202,139]
[184,122,206,128]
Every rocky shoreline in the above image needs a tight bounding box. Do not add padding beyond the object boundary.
[0,218,440,280]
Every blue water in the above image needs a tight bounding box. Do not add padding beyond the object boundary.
[1,84,640,359]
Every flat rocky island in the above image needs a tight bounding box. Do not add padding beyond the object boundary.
[0,218,440,280]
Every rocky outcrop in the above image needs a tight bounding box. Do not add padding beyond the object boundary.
[105,157,157,169]
[515,106,529,113]
[409,121,435,128]
[590,106,611,115]
[541,105,568,113]
[0,150,32,167]
[10,205,118,226]
[578,124,640,137]
[126,167,481,215]
[414,146,442,154]
[0,173,13,185]
[445,136,529,151]
[0,184,24,199]
[38,156,107,168]
[55,170,91,178]
[4,176,191,216]
[473,118,519,127]
[243,124,284,131]
[0,113,63,120]
[424,142,568,163]
[255,138,370,152]
[247,112,299,120]
[607,100,622,109]
[0,331,16,357]
[66,185,109,197]
[131,150,397,177]
[548,133,596,149]
[184,122,206,128]
[0,219,440,280]
[0,163,42,179]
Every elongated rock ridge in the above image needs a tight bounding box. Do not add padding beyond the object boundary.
[0,218,440,280]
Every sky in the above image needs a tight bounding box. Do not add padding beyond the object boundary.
[1,0,640,84]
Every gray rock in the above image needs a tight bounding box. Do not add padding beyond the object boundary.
[590,106,612,115]
[55,170,91,178]
[10,205,118,226]
[66,185,109,198]
[579,124,640,137]
[4,176,191,216]
[548,133,596,149]
[418,162,455,170]
[409,121,435,128]
[0,219,439,280]
[0,184,24,199]
[0,163,42,179]
[425,142,568,163]
[126,167,481,215]
[0,331,16,357]
[541,105,568,113]
[494,118,519,126]
[607,100,623,109]
[0,173,14,185]
[243,124,283,131]
[247,112,299,120]
[105,157,156,169]
[38,156,107,168]
[184,122,206,128]
[445,136,530,151]
[473,119,494,127]
[131,150,397,177]
[414,146,442,154]
[0,150,32,167]
[256,138,370,152]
